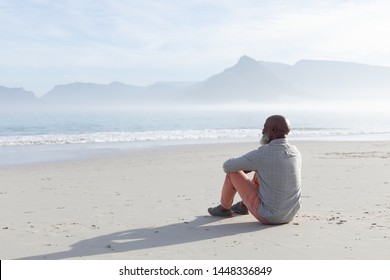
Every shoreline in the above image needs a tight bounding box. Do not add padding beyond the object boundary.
[2,135,390,167]
[1,140,390,259]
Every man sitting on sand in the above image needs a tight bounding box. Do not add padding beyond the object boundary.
[208,115,302,224]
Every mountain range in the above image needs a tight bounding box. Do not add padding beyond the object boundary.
[1,55,390,110]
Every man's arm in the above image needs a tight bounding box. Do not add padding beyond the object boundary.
[222,150,258,173]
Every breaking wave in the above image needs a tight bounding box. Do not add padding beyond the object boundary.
[1,128,389,146]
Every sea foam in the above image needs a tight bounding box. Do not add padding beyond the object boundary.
[1,128,389,146]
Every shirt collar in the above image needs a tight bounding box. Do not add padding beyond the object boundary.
[269,138,288,145]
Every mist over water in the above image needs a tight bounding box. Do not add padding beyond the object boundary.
[1,101,389,143]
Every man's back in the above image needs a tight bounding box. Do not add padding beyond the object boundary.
[255,139,302,224]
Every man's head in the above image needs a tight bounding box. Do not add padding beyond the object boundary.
[261,115,291,145]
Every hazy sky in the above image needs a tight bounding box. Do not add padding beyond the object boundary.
[1,0,390,96]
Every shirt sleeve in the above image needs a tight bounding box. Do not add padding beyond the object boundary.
[222,149,259,173]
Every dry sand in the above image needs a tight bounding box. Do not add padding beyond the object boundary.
[0,141,389,259]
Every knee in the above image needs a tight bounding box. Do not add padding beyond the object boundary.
[226,171,240,180]
[226,171,245,176]
[225,171,249,183]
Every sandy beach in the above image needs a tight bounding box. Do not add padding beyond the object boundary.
[0,141,389,260]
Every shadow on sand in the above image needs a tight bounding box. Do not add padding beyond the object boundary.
[19,216,275,259]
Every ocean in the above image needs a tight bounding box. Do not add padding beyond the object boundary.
[1,107,390,166]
